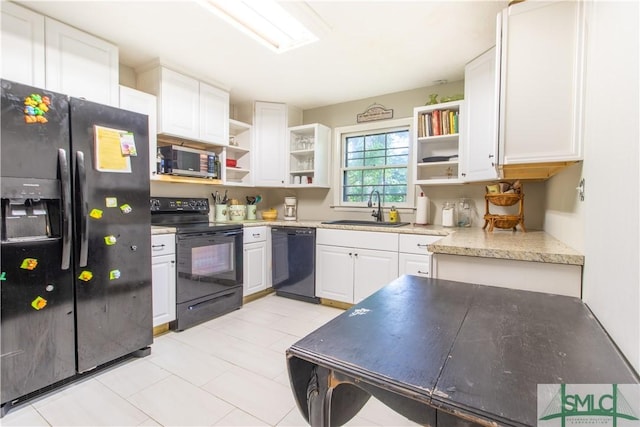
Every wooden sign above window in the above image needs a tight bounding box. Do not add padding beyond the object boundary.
[357,103,393,123]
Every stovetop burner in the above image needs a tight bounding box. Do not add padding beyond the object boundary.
[150,196,241,233]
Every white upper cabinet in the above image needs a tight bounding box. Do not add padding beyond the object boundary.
[45,18,119,106]
[1,2,117,105]
[253,101,287,186]
[137,65,229,146]
[119,86,158,180]
[157,68,199,139]
[1,2,45,87]
[200,82,229,144]
[499,1,585,164]
[460,46,500,182]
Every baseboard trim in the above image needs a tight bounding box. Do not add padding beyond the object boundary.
[243,287,275,304]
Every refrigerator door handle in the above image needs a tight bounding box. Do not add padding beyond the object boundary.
[77,151,89,267]
[59,149,72,270]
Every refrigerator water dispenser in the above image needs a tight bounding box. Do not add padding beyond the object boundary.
[1,179,60,242]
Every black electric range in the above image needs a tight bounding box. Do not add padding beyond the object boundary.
[150,197,243,330]
[150,197,240,233]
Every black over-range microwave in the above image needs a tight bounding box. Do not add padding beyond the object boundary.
[160,145,218,178]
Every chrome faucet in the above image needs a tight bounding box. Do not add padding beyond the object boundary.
[368,190,383,222]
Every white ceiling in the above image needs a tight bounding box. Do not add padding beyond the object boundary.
[16,0,507,110]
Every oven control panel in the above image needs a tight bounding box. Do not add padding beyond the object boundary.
[150,197,209,213]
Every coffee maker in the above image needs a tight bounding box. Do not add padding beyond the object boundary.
[284,196,297,221]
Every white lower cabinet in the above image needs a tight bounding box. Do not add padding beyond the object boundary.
[315,245,354,303]
[151,234,176,327]
[243,226,269,296]
[397,234,443,278]
[316,229,398,304]
[398,253,431,278]
[433,254,582,298]
[353,249,399,303]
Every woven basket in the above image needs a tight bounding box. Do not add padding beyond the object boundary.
[485,193,521,207]
[493,217,520,229]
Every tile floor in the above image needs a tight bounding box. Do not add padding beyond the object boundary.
[1,294,420,426]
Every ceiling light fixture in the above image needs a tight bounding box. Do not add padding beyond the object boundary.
[198,0,319,53]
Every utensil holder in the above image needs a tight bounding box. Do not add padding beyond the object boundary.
[246,205,257,220]
[215,204,228,222]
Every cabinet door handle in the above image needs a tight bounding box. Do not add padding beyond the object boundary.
[488,154,495,158]
[416,243,429,248]
[152,244,166,249]
[348,252,352,256]
[354,253,358,257]
[253,233,261,237]
[417,270,429,275]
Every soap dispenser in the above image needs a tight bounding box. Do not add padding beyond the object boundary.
[389,206,398,223]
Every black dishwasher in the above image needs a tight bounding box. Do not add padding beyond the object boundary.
[271,227,319,303]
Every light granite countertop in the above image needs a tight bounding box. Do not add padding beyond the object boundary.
[244,220,450,236]
[151,226,178,235]
[428,228,584,266]
[151,221,583,266]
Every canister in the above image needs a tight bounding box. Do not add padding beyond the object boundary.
[442,202,456,227]
[229,205,246,221]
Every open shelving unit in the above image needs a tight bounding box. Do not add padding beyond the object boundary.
[287,123,330,188]
[413,101,463,185]
[225,119,252,186]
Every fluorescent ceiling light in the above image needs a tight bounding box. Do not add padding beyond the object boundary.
[198,0,319,53]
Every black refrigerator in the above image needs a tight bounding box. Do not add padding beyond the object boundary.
[0,79,153,410]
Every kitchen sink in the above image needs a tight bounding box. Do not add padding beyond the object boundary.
[321,220,411,227]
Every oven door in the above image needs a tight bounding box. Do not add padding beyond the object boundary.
[176,229,243,304]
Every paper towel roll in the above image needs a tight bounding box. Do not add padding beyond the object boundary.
[415,194,429,224]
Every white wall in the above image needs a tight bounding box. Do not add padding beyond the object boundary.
[303,81,464,129]
[290,81,546,227]
[581,0,639,373]
[544,162,584,252]
[119,64,136,88]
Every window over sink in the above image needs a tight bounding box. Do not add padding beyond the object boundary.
[334,118,413,208]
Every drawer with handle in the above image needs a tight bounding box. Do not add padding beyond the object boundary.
[244,226,267,244]
[399,234,443,255]
[151,233,175,256]
[399,253,432,278]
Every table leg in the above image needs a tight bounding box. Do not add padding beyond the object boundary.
[307,366,331,427]
[306,366,372,427]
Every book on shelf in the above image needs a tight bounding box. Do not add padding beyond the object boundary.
[419,108,459,137]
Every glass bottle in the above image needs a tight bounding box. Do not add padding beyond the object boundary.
[156,149,164,174]
[458,198,471,227]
